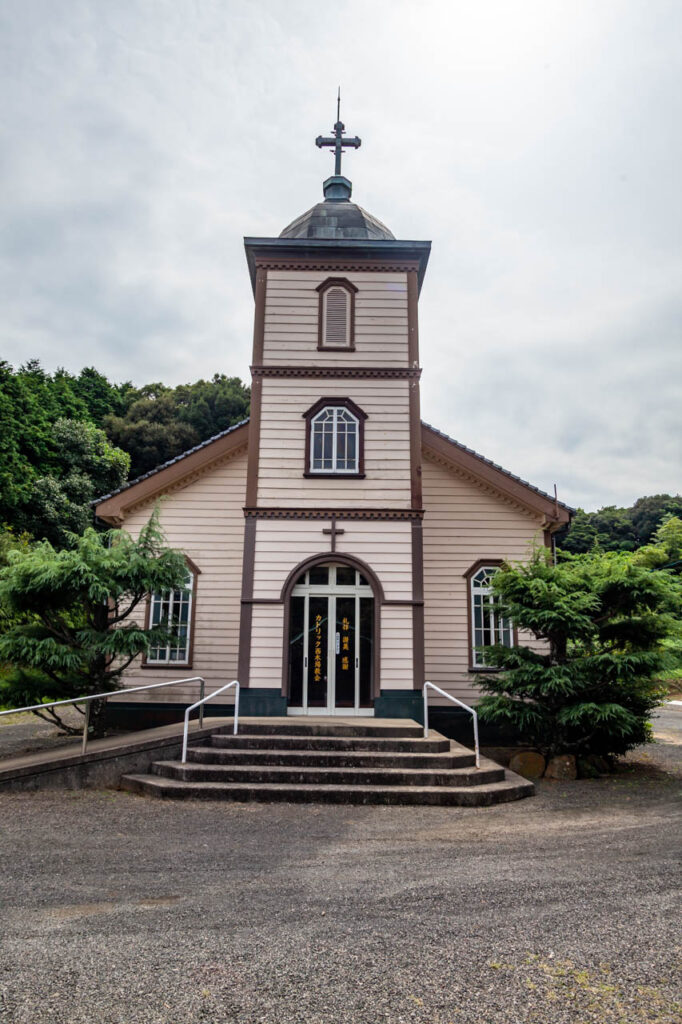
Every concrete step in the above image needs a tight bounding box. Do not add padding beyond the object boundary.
[120,773,535,806]
[150,760,505,787]
[209,733,451,754]
[186,745,476,770]
[216,720,424,739]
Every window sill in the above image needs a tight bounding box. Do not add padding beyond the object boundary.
[142,661,193,670]
[303,472,365,479]
[317,343,356,352]
[468,666,503,674]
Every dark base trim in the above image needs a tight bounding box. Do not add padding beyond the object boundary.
[239,688,288,716]
[105,702,236,731]
[425,706,521,746]
[374,690,424,724]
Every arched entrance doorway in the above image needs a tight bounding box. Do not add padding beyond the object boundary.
[286,562,376,715]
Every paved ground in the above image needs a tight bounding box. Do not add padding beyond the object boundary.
[0,714,680,1024]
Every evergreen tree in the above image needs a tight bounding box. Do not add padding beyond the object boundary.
[0,511,188,736]
[477,550,679,761]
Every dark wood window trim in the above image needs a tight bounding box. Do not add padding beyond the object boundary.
[463,559,517,673]
[316,277,358,351]
[141,556,201,670]
[302,397,368,478]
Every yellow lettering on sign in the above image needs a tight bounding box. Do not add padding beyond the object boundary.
[342,636,349,651]
[341,656,349,671]
[314,614,323,682]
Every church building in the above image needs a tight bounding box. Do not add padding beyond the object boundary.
[95,111,571,725]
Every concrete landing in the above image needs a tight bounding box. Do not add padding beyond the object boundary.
[0,717,231,791]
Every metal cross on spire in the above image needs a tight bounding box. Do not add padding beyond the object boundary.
[315,88,361,177]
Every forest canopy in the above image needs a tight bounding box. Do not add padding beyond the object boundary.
[0,360,250,544]
[0,359,679,556]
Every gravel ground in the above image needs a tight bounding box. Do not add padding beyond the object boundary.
[0,706,92,758]
[0,716,680,1024]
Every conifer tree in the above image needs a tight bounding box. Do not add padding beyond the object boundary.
[0,511,188,736]
[477,550,680,761]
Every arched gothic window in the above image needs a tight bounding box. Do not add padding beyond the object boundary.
[302,398,367,478]
[316,278,358,350]
[466,562,514,669]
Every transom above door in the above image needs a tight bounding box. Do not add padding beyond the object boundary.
[288,565,374,716]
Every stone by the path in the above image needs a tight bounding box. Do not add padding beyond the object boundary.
[545,754,577,780]
[509,750,546,780]
[578,754,611,778]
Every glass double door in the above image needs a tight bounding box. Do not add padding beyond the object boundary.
[288,565,373,714]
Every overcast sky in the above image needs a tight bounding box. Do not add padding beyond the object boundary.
[1,0,680,511]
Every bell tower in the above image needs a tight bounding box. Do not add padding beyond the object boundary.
[238,101,431,719]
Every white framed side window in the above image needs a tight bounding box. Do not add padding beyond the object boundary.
[310,406,359,474]
[303,397,367,478]
[147,567,195,665]
[469,565,514,668]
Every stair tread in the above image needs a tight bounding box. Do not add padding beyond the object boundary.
[222,730,449,742]
[155,760,499,778]
[122,773,531,796]
[209,735,450,751]
[188,745,473,762]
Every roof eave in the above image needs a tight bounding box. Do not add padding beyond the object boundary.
[93,420,250,524]
[421,422,573,527]
[243,236,431,295]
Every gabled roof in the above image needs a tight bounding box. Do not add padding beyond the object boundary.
[94,416,572,526]
[421,422,573,525]
[94,419,249,523]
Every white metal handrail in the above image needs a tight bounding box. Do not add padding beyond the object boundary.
[181,680,239,763]
[423,681,480,769]
[0,676,208,755]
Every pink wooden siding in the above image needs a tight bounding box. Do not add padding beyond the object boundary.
[422,453,545,705]
[257,378,411,507]
[247,519,415,689]
[113,447,247,705]
[263,270,409,367]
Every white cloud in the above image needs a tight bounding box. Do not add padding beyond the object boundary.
[1,0,680,509]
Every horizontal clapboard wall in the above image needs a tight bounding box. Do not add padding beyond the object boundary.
[263,270,409,366]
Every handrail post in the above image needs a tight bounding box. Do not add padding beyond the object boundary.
[199,678,205,729]
[180,680,239,763]
[81,701,91,755]
[423,681,480,770]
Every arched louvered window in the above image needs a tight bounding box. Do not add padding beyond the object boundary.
[316,278,358,350]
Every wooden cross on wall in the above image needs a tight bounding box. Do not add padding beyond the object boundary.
[322,517,345,552]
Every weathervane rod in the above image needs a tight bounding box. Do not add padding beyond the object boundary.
[315,92,361,183]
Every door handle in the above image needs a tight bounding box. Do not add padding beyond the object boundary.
[335,632,340,654]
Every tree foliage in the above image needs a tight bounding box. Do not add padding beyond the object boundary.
[476,550,680,760]
[0,361,250,542]
[0,511,189,735]
[558,495,682,554]
[26,419,130,548]
[103,373,250,478]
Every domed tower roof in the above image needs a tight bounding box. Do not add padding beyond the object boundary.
[279,95,394,241]
[280,193,395,241]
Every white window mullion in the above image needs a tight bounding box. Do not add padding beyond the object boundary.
[331,408,338,471]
